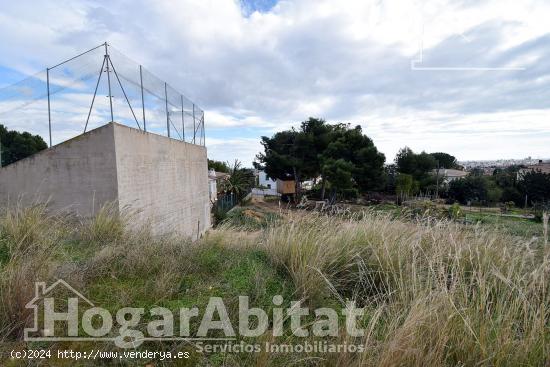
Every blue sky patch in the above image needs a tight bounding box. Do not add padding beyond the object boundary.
[240,0,278,15]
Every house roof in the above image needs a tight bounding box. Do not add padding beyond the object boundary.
[445,169,469,177]
[524,163,550,174]
[209,170,230,179]
[432,169,468,177]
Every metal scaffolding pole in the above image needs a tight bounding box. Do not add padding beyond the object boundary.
[140,65,146,131]
[84,57,106,133]
[165,82,170,138]
[202,113,205,146]
[192,103,196,144]
[181,95,185,141]
[104,42,114,122]
[46,68,52,147]
[109,58,141,130]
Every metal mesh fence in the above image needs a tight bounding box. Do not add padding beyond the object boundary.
[0,42,205,147]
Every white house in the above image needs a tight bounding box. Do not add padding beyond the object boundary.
[208,169,218,202]
[208,169,229,202]
[252,170,279,197]
[258,170,277,190]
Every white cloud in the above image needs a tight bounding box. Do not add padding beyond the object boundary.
[1,0,550,166]
[206,137,263,166]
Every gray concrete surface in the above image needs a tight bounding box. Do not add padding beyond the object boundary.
[0,123,119,216]
[0,122,211,238]
[113,123,210,237]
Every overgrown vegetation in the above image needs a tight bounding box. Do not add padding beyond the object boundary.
[0,124,48,166]
[0,204,549,366]
[221,206,280,231]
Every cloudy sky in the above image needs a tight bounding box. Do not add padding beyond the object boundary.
[0,0,549,165]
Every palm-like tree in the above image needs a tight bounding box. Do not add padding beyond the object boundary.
[221,160,254,199]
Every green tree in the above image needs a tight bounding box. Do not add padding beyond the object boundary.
[448,175,501,205]
[321,158,355,199]
[501,186,523,206]
[320,124,386,193]
[430,152,459,169]
[448,176,486,204]
[493,166,520,188]
[256,129,300,181]
[493,166,522,205]
[256,118,385,198]
[395,147,438,193]
[485,178,503,203]
[296,118,333,179]
[395,147,416,175]
[519,171,550,205]
[208,159,230,173]
[395,147,437,181]
[221,160,255,200]
[0,124,48,166]
[395,173,417,198]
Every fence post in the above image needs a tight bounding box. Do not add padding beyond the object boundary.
[46,68,52,147]
[202,113,205,146]
[165,82,170,138]
[140,65,146,131]
[104,42,114,122]
[181,95,185,142]
[192,103,196,144]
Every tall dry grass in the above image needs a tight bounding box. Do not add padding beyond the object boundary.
[0,203,191,338]
[0,203,548,366]
[257,212,550,366]
[0,204,70,338]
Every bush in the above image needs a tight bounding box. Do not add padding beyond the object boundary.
[211,205,229,226]
[448,203,462,219]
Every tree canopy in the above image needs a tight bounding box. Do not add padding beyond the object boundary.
[255,118,386,197]
[208,159,230,173]
[430,152,459,169]
[320,123,386,192]
[0,124,48,166]
[447,173,505,205]
[519,171,550,205]
[395,147,437,180]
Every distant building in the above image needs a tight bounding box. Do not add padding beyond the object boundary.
[432,168,468,184]
[208,169,230,202]
[301,179,315,190]
[518,160,550,178]
[251,170,279,197]
[460,157,541,170]
[208,169,218,202]
[258,171,277,191]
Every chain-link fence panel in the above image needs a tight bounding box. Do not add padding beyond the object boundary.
[0,42,205,149]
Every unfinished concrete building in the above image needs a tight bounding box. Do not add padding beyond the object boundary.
[0,122,211,238]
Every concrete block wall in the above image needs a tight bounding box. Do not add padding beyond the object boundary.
[113,123,210,237]
[0,123,119,215]
[0,122,211,238]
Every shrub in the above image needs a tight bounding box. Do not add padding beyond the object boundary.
[448,203,462,219]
